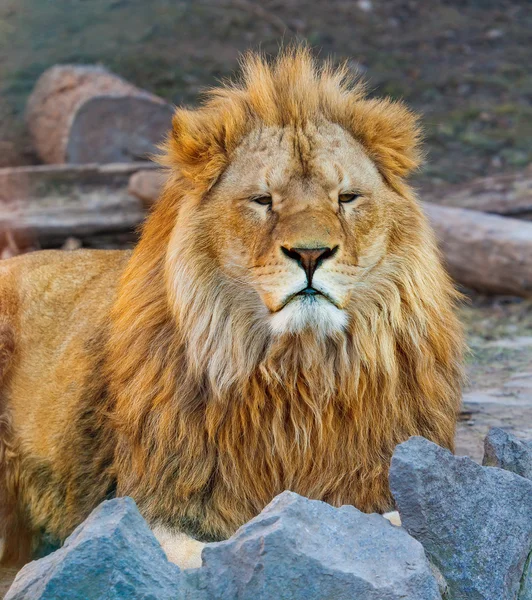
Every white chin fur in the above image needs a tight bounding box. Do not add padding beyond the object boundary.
[269,295,347,336]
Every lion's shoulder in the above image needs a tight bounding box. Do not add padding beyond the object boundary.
[0,248,131,382]
[0,248,130,282]
[1,248,129,308]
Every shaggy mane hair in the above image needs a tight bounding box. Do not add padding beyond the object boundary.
[160,46,422,195]
[106,47,463,540]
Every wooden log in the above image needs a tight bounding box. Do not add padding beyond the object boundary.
[26,65,173,165]
[423,203,532,296]
[123,172,532,297]
[423,167,532,219]
[3,163,532,296]
[128,166,532,219]
[0,163,158,247]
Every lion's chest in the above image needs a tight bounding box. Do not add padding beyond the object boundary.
[190,399,368,537]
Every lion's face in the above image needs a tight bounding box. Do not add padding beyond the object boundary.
[172,121,404,337]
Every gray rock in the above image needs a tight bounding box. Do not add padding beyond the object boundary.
[521,555,532,600]
[5,497,182,600]
[390,436,532,600]
[483,427,532,480]
[185,490,441,600]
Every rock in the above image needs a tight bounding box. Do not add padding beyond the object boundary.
[521,558,532,600]
[185,490,441,600]
[128,169,166,207]
[5,497,182,600]
[0,163,156,247]
[26,65,173,164]
[4,491,442,599]
[428,563,449,599]
[486,28,504,40]
[61,237,83,251]
[357,0,373,12]
[483,427,532,480]
[390,436,532,600]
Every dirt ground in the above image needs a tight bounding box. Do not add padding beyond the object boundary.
[456,294,532,459]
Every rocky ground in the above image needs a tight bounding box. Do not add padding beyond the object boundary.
[457,294,532,460]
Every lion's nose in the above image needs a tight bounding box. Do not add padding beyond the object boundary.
[281,245,338,285]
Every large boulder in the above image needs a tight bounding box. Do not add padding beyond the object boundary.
[483,427,532,480]
[185,490,441,600]
[522,562,532,600]
[390,436,532,600]
[5,497,182,600]
[6,491,441,600]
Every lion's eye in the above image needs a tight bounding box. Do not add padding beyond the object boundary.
[251,194,272,206]
[339,192,361,204]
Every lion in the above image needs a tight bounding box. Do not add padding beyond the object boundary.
[0,47,463,569]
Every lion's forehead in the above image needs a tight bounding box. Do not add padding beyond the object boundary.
[226,122,383,194]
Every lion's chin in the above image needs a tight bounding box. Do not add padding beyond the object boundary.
[269,295,347,336]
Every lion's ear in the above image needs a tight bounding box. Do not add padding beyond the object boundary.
[162,98,248,191]
[349,98,423,188]
[162,108,228,189]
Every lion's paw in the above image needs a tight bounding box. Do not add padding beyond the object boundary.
[382,510,402,527]
[152,526,205,569]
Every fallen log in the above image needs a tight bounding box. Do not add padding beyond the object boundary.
[423,203,532,296]
[0,163,158,247]
[423,167,532,219]
[2,163,531,296]
[131,166,532,219]
[123,173,532,296]
[26,65,173,165]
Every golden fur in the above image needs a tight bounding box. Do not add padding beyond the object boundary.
[0,47,463,565]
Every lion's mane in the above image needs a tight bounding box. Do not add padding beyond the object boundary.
[105,47,464,541]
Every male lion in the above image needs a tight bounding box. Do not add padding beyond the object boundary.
[0,47,463,568]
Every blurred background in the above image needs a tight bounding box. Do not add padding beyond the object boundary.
[1,0,531,181]
[0,0,531,460]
